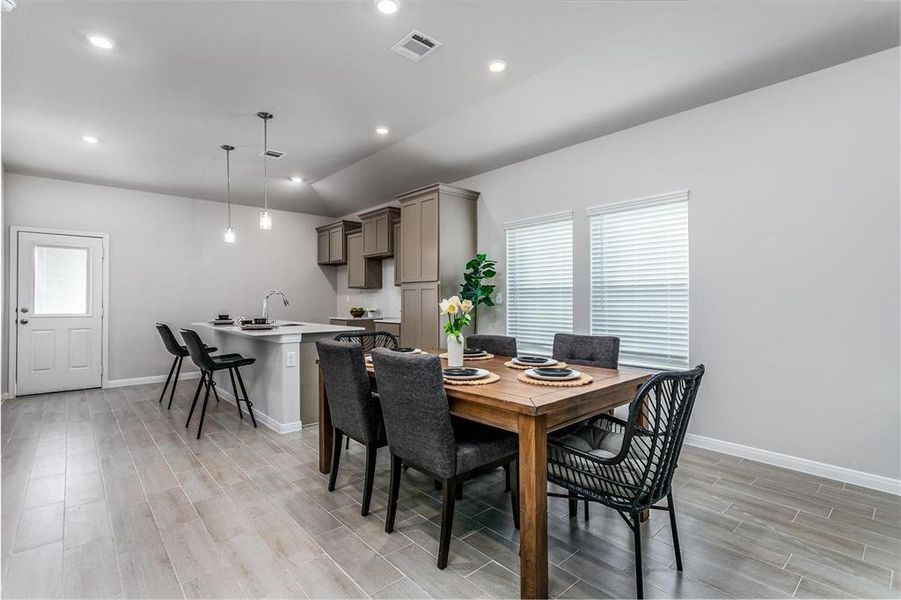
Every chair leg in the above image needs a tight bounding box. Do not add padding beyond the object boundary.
[361,443,378,516]
[229,368,243,419]
[328,429,343,492]
[503,464,511,492]
[186,372,205,428]
[234,367,257,428]
[568,490,578,519]
[584,499,590,521]
[437,478,457,570]
[667,491,683,571]
[509,460,520,530]
[159,357,178,404]
[385,454,402,533]
[208,376,222,405]
[167,356,182,409]
[195,377,212,440]
[345,437,350,450]
[632,513,644,599]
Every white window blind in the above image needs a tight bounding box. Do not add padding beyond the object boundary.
[589,192,689,370]
[506,212,573,355]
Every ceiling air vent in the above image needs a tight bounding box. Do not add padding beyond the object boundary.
[391,30,442,63]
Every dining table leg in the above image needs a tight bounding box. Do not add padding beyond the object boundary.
[318,367,333,474]
[518,413,549,599]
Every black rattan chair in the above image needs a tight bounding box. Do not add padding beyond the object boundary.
[546,365,706,599]
[334,331,399,352]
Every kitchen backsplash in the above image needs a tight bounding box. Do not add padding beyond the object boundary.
[336,259,401,318]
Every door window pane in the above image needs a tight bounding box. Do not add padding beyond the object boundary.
[33,246,89,315]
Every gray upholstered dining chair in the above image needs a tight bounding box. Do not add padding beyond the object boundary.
[552,333,620,368]
[316,339,388,516]
[546,365,706,599]
[371,349,520,569]
[466,334,517,357]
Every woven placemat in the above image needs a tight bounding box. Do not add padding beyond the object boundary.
[504,360,567,370]
[444,372,500,386]
[516,372,593,387]
[439,353,495,361]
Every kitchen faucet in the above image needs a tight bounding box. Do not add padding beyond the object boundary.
[262,290,290,323]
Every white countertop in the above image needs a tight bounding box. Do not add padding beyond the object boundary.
[192,320,364,343]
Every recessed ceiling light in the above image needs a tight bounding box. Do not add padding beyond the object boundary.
[488,59,508,73]
[290,176,303,183]
[375,126,390,136]
[81,135,99,144]
[376,0,398,15]
[88,34,114,50]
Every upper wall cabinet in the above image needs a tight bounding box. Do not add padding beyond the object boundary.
[397,183,479,285]
[359,206,401,259]
[347,231,383,289]
[315,221,361,265]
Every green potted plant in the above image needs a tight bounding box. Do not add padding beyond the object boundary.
[459,253,497,332]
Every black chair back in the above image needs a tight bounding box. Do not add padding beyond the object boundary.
[636,365,706,503]
[466,335,517,357]
[334,331,399,353]
[370,349,457,478]
[180,329,217,371]
[316,340,383,444]
[548,365,705,510]
[156,323,185,357]
[553,333,620,368]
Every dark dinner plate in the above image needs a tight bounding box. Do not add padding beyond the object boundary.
[516,356,549,364]
[463,348,485,356]
[443,368,479,377]
[392,347,416,353]
[533,368,574,378]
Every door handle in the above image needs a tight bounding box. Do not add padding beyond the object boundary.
[19,319,28,325]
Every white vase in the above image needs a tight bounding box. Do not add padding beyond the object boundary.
[447,334,464,368]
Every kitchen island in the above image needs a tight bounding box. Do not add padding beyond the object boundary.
[191,320,363,433]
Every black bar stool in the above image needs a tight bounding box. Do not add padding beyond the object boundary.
[180,328,256,438]
[154,323,222,409]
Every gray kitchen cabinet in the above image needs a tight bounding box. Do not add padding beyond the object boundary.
[393,222,402,286]
[359,206,400,258]
[315,220,361,265]
[347,231,382,289]
[401,282,440,349]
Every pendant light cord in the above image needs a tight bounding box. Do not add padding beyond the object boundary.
[263,117,269,212]
[226,147,232,227]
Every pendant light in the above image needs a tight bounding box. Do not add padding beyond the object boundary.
[221,144,236,243]
[258,111,273,230]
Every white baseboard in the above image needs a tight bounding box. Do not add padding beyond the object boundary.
[685,433,901,496]
[105,371,201,389]
[216,387,302,435]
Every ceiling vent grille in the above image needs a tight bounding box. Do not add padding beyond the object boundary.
[391,30,442,62]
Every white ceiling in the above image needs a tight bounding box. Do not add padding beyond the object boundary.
[3,1,898,217]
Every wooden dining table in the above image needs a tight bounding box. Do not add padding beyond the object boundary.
[317,351,652,599]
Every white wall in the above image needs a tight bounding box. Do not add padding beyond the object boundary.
[3,174,337,385]
[455,49,900,480]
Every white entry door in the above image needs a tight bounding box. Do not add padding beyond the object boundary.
[15,231,104,395]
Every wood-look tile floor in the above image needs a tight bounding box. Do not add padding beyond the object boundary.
[2,382,899,599]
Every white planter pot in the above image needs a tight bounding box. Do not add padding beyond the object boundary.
[446,334,464,368]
